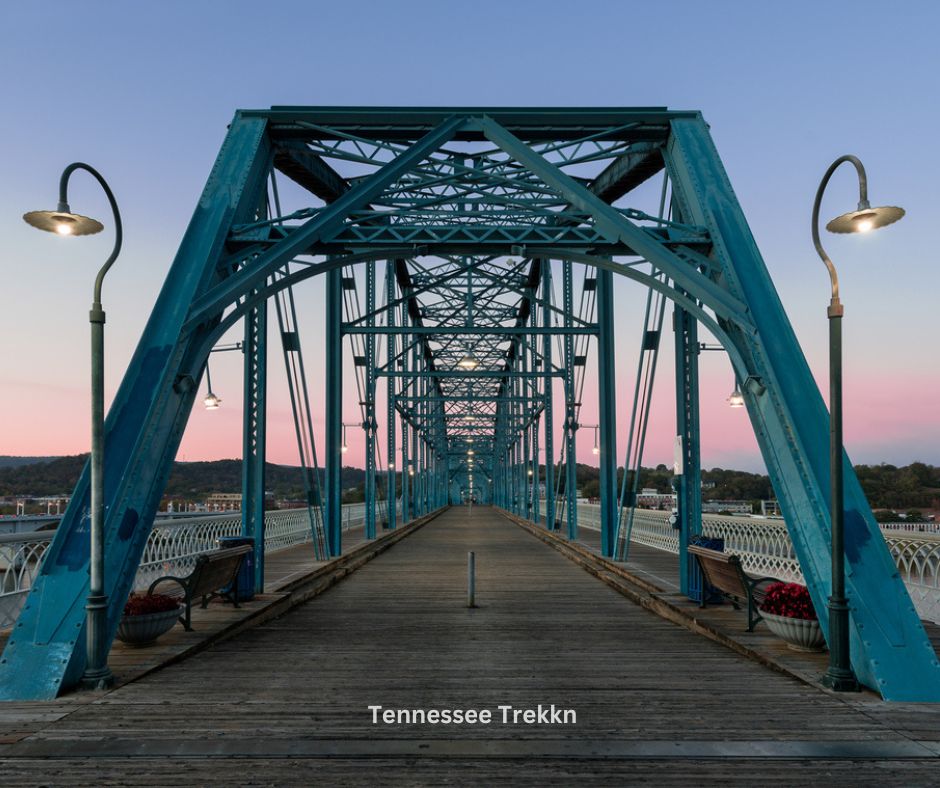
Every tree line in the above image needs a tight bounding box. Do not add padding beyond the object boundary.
[2,455,937,513]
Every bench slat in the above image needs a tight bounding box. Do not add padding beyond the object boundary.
[148,545,251,631]
[687,544,782,632]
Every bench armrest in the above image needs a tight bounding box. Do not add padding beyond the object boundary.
[148,575,188,596]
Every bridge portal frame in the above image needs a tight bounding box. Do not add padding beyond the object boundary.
[1,107,936,702]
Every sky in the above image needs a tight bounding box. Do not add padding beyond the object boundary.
[1,0,938,474]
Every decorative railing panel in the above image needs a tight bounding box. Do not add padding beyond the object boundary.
[0,504,379,630]
[0,533,53,630]
[573,503,940,625]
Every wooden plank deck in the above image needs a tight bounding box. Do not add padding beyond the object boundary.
[2,506,940,786]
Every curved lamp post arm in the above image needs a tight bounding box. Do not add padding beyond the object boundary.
[812,154,869,307]
[58,162,123,307]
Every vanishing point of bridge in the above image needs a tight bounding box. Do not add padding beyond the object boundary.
[2,106,938,736]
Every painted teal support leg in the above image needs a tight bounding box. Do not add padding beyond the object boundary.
[0,113,271,700]
[386,262,397,530]
[597,268,617,558]
[401,418,410,523]
[563,260,578,540]
[325,266,342,557]
[665,115,940,699]
[241,297,267,590]
[673,302,702,594]
[542,260,555,530]
[365,261,377,539]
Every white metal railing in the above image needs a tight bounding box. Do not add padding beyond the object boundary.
[0,502,392,630]
[573,502,940,625]
[0,532,54,632]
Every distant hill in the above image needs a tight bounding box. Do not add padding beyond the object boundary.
[0,455,365,500]
[0,456,61,469]
[2,455,937,512]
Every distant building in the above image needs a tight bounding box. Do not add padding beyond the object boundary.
[702,500,752,515]
[206,493,241,511]
[761,499,781,517]
[637,488,676,510]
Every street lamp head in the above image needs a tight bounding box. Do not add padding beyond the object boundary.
[826,203,904,235]
[457,354,479,370]
[727,383,745,409]
[23,207,104,237]
[203,392,222,410]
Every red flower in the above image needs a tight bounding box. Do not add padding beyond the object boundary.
[759,582,817,621]
[123,593,180,617]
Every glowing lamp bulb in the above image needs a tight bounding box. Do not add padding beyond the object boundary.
[341,444,348,454]
[56,222,73,235]
[592,446,599,455]
[204,392,221,410]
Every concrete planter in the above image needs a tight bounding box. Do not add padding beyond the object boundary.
[762,611,826,652]
[116,607,180,647]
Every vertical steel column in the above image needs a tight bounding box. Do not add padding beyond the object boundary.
[531,416,540,523]
[542,261,555,530]
[325,267,343,557]
[522,343,531,519]
[411,395,419,518]
[401,418,410,523]
[563,260,578,540]
[400,304,410,524]
[597,268,617,558]
[386,261,397,529]
[365,261,377,539]
[241,297,267,589]
[674,303,702,594]
[531,301,540,523]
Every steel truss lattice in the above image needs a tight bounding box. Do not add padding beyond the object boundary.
[2,107,936,702]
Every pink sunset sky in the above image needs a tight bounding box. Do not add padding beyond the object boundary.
[2,3,938,474]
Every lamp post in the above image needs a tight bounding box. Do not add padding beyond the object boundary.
[24,162,123,690]
[812,154,904,692]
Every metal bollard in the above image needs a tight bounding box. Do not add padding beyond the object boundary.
[467,551,476,608]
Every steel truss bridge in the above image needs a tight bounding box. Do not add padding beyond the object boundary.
[2,107,937,701]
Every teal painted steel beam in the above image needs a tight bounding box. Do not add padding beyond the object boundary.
[542,261,556,531]
[479,116,751,329]
[186,115,468,329]
[241,298,267,591]
[386,262,397,530]
[0,113,272,700]
[665,115,940,700]
[597,268,617,557]
[673,302,702,595]
[345,326,597,335]
[563,260,578,540]
[365,261,377,539]
[325,266,342,557]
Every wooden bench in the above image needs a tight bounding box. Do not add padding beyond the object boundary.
[148,544,252,631]
[687,545,781,632]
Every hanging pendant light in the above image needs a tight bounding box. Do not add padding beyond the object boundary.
[204,361,221,410]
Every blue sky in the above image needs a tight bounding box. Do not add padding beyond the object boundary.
[1,1,938,471]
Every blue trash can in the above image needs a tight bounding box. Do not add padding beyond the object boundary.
[687,535,724,604]
[217,536,255,602]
